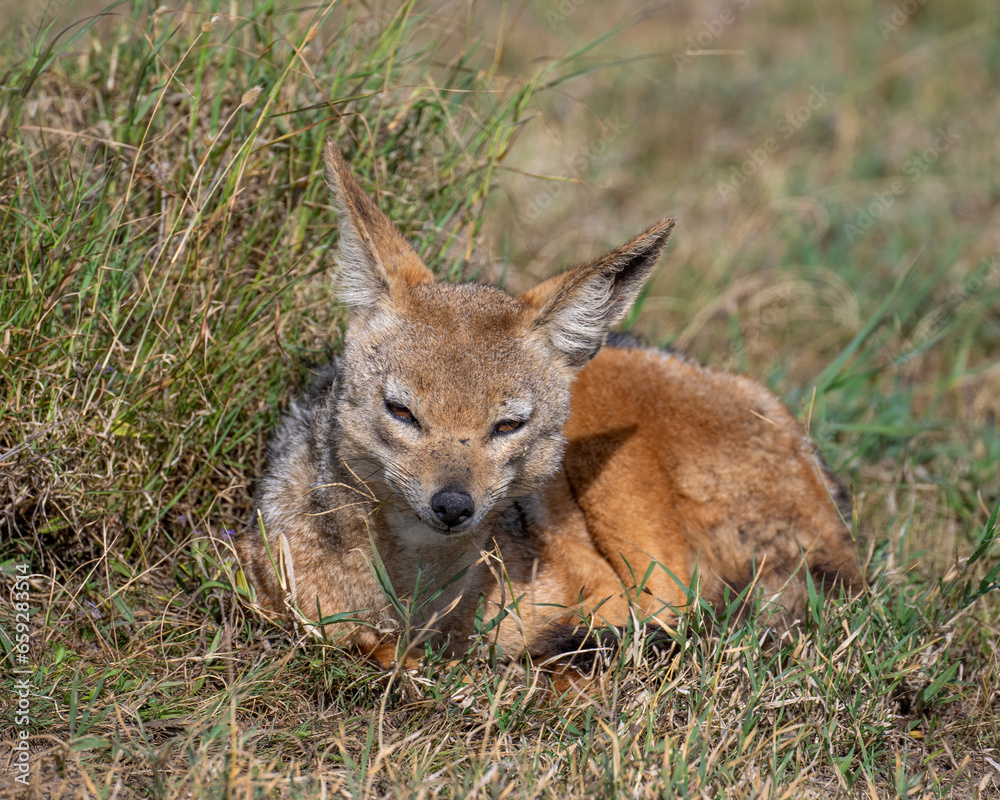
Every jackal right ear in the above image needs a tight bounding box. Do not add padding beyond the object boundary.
[324,140,434,316]
[520,218,675,370]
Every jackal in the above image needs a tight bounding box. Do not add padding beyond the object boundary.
[237,141,861,668]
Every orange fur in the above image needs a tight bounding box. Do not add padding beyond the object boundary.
[236,141,861,670]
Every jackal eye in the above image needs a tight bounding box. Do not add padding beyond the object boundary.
[385,400,418,426]
[492,419,524,437]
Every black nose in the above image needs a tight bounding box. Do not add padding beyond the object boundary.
[431,489,475,528]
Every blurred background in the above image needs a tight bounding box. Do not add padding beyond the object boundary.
[487,0,1000,569]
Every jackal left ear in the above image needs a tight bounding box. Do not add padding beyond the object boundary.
[323,140,434,317]
[520,218,675,369]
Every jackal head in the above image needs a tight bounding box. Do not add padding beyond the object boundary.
[324,141,673,540]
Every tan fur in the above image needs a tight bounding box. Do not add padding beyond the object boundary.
[237,141,861,668]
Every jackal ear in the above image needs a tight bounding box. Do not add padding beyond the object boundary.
[520,218,675,369]
[323,140,434,316]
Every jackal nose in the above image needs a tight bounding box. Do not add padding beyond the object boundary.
[431,489,474,528]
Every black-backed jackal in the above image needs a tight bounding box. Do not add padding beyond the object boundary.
[237,141,861,669]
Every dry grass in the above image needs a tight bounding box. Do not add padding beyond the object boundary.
[1,1,998,797]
